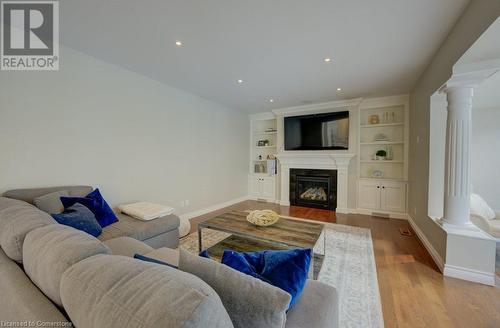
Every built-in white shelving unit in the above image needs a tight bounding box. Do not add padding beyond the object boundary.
[357,96,409,218]
[248,113,278,201]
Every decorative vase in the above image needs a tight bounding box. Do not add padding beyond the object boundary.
[369,115,380,125]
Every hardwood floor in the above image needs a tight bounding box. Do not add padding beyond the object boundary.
[190,200,500,328]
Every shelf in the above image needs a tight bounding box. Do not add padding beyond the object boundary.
[255,145,275,148]
[360,160,404,164]
[360,123,404,128]
[359,177,407,181]
[254,131,277,135]
[360,141,404,145]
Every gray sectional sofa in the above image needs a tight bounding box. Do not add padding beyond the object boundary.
[3,186,180,248]
[0,187,339,328]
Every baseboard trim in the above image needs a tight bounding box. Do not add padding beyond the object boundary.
[278,200,291,206]
[443,264,496,286]
[407,214,445,272]
[356,208,408,220]
[179,196,250,220]
[336,207,353,214]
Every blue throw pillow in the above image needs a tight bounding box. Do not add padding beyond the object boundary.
[134,254,178,269]
[221,248,312,310]
[60,188,118,228]
[51,203,102,237]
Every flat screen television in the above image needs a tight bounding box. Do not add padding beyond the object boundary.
[284,111,349,150]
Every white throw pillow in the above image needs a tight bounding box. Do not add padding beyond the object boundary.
[470,194,496,220]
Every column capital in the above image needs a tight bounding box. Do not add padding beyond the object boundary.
[440,70,495,93]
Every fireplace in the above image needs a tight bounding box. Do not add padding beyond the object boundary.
[289,169,337,210]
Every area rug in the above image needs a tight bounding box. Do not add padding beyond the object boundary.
[180,214,384,328]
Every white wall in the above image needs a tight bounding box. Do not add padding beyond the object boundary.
[409,0,500,262]
[0,46,249,215]
[428,93,446,219]
[471,107,500,210]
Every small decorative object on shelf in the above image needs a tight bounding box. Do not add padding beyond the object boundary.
[257,139,270,147]
[386,146,393,160]
[375,149,387,160]
[246,210,280,227]
[391,112,396,123]
[254,163,266,173]
[369,114,380,125]
[374,133,389,141]
[371,169,384,178]
[266,158,277,175]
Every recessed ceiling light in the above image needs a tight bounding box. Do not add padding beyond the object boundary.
[336,88,342,91]
[175,41,183,47]
[237,79,244,84]
[269,99,274,103]
[324,58,332,63]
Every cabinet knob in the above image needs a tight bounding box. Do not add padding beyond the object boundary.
[377,186,380,189]
[382,186,385,189]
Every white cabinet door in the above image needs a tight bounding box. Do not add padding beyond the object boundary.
[261,177,276,199]
[380,181,406,213]
[358,180,381,210]
[249,176,261,196]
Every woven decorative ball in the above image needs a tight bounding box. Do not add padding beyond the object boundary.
[246,210,280,227]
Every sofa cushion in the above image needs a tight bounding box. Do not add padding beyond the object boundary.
[134,253,178,268]
[51,203,103,237]
[285,280,339,328]
[0,248,70,323]
[98,212,180,242]
[0,196,29,211]
[23,224,111,306]
[220,248,311,309]
[61,188,118,228]
[34,190,69,214]
[179,249,291,328]
[0,202,56,263]
[143,247,180,267]
[60,254,234,328]
[103,236,153,257]
[3,186,93,204]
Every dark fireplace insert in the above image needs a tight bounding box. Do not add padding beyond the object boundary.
[289,169,337,210]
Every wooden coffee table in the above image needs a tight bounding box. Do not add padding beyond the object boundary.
[198,211,325,270]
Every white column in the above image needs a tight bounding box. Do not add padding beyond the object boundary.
[279,165,291,206]
[443,86,473,226]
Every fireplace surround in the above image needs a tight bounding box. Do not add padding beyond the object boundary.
[276,153,355,213]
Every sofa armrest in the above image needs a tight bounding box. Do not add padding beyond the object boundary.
[285,280,339,328]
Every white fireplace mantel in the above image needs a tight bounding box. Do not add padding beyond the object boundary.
[276,152,355,213]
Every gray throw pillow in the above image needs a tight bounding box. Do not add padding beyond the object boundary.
[178,249,291,328]
[34,190,69,214]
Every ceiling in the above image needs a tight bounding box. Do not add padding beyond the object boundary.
[60,0,470,112]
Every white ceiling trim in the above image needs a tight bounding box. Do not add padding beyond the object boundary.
[272,98,363,117]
